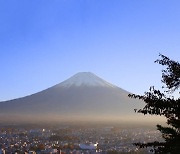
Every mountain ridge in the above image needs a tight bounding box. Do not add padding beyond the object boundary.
[0,72,146,123]
[58,72,117,88]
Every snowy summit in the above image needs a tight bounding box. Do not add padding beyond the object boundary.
[60,72,116,88]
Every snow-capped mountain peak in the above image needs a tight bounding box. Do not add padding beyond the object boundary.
[59,72,116,88]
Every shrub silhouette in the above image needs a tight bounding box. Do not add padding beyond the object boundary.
[129,54,180,153]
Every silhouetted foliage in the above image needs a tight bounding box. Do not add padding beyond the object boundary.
[129,54,180,154]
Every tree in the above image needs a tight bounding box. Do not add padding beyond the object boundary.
[128,54,180,154]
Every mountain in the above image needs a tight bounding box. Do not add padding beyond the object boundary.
[0,72,145,123]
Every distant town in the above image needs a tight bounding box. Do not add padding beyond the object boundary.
[0,123,163,154]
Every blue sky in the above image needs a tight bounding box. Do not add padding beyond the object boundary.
[1,0,180,101]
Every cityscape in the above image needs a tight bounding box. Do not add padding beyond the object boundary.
[0,124,163,154]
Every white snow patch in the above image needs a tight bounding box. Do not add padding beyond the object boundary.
[59,72,116,88]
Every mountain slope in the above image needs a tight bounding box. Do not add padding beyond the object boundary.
[0,72,144,123]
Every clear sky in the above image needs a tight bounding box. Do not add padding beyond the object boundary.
[1,0,180,101]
